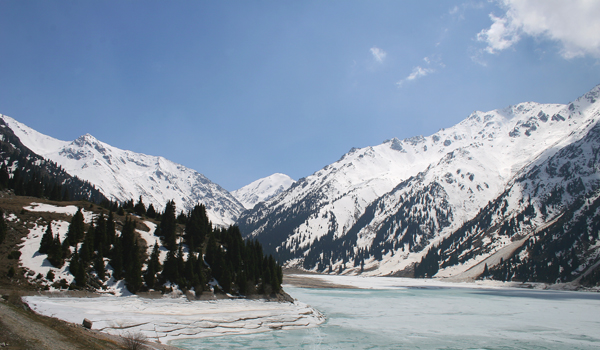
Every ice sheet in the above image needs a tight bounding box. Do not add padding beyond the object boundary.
[23,295,325,344]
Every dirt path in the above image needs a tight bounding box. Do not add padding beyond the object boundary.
[0,299,126,349]
[0,298,185,350]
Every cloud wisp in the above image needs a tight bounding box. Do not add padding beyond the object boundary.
[397,55,444,87]
[477,0,600,59]
[370,47,387,63]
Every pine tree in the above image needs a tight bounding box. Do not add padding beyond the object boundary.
[160,200,177,250]
[110,237,123,280]
[94,247,106,280]
[66,208,85,246]
[62,188,71,201]
[39,221,54,254]
[94,213,107,253]
[79,222,95,264]
[161,248,179,285]
[48,235,64,268]
[184,204,211,252]
[184,252,200,291]
[120,216,137,268]
[0,209,6,245]
[134,196,146,216]
[70,250,87,287]
[125,241,143,293]
[106,210,116,246]
[144,242,162,289]
[146,204,157,219]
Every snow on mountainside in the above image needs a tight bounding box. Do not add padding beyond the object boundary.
[0,115,244,227]
[232,173,295,210]
[238,84,600,279]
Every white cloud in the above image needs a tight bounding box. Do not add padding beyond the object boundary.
[370,47,387,63]
[397,66,435,87]
[407,66,434,81]
[477,0,600,58]
[397,55,443,87]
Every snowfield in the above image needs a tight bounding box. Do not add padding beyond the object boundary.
[23,295,325,344]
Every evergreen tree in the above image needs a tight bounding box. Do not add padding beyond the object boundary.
[146,204,157,219]
[110,237,123,280]
[0,164,9,189]
[184,251,199,290]
[70,250,87,287]
[47,235,64,268]
[66,208,85,246]
[125,241,143,293]
[184,204,211,252]
[0,209,6,245]
[62,188,71,201]
[39,221,54,254]
[160,200,177,250]
[79,222,95,264]
[94,247,106,280]
[94,213,108,253]
[106,210,116,246]
[161,248,179,285]
[134,196,146,216]
[144,242,162,289]
[120,216,137,268]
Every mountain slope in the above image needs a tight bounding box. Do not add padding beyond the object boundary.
[0,115,244,227]
[431,87,600,284]
[0,118,106,203]
[232,173,295,210]
[238,84,600,279]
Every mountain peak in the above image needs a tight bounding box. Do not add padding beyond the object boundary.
[73,133,99,145]
[2,116,245,227]
[232,173,295,210]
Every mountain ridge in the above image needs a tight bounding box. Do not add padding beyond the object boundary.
[238,84,600,284]
[1,115,245,227]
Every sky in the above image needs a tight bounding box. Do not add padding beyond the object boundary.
[1,0,600,191]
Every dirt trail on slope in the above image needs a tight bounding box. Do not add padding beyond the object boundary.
[0,297,182,350]
[0,298,125,350]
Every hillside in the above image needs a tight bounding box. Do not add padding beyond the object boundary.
[0,193,282,300]
[1,115,244,227]
[238,84,600,286]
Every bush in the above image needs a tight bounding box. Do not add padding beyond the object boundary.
[122,331,147,350]
[46,270,55,281]
[7,290,24,306]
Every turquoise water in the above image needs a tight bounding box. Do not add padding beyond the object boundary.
[171,286,600,349]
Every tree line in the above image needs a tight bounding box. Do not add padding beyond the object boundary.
[39,197,282,295]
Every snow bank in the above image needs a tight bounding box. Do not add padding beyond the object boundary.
[23,295,325,344]
[287,274,533,290]
[23,203,96,223]
[19,220,75,287]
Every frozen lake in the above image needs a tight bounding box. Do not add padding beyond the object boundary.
[173,282,600,349]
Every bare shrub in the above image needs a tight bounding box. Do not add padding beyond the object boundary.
[7,290,24,306]
[122,331,147,350]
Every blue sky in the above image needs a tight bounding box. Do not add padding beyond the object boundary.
[1,1,600,191]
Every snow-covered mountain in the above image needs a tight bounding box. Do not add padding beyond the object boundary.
[238,84,600,282]
[232,173,295,210]
[0,115,245,227]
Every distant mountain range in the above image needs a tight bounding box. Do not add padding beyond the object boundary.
[238,84,600,285]
[0,115,292,227]
[2,84,600,286]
